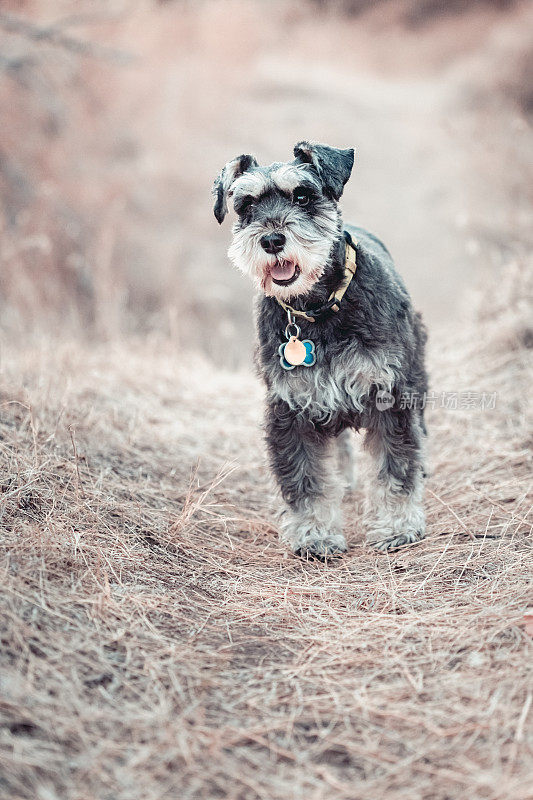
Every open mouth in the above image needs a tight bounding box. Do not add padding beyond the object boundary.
[269,259,300,286]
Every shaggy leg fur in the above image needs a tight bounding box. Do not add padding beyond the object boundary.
[364,406,426,550]
[337,428,358,494]
[266,401,346,557]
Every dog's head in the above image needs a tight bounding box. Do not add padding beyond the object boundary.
[212,142,354,300]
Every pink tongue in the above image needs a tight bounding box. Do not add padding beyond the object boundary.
[270,260,296,281]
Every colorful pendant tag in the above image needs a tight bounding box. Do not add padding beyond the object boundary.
[279,319,316,371]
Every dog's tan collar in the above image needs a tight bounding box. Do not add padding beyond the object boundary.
[275,234,357,323]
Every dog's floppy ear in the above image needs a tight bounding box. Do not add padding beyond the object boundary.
[293,141,355,201]
[212,154,258,223]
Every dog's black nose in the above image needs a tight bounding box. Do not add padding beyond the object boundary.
[260,232,286,254]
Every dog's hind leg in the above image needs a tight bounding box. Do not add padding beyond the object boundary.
[266,400,346,558]
[363,405,426,551]
[337,428,358,494]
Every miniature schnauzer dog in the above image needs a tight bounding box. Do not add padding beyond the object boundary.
[213,142,428,556]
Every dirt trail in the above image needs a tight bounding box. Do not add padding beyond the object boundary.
[1,267,531,798]
[168,0,533,363]
[3,1,532,365]
[1,3,532,798]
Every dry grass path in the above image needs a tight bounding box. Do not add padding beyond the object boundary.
[1,291,532,798]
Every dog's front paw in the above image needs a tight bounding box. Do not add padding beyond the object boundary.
[371,528,425,552]
[293,531,347,559]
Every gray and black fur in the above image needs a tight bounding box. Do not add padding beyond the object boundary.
[213,142,428,556]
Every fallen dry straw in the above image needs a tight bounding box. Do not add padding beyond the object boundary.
[1,269,532,799]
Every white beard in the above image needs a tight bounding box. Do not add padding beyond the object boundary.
[227,207,339,301]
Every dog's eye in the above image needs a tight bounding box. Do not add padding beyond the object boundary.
[236,196,254,215]
[293,188,310,207]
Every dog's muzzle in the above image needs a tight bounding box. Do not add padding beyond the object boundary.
[260,232,286,254]
[268,259,301,286]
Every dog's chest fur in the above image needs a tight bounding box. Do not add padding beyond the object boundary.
[266,342,400,426]
[254,225,420,431]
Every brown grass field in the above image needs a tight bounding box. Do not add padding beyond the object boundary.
[1,261,532,799]
[1,1,533,798]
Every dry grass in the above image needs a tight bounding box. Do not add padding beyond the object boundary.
[2,0,533,356]
[1,262,532,800]
[1,3,532,797]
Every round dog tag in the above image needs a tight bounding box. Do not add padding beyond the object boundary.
[283,335,307,366]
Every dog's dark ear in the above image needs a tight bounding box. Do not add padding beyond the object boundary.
[212,154,258,223]
[293,141,355,200]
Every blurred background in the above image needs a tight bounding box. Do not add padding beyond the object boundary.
[0,0,532,366]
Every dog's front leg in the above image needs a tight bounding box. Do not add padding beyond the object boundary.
[266,400,346,557]
[364,405,426,550]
